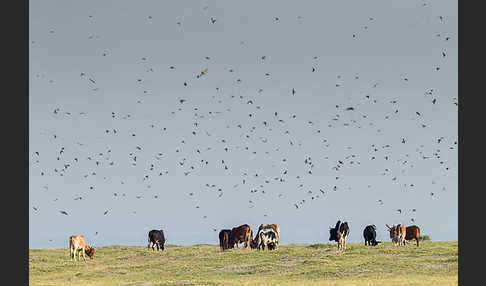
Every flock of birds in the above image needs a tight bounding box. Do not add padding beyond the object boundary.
[30,2,456,245]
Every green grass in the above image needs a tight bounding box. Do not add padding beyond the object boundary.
[29,241,457,286]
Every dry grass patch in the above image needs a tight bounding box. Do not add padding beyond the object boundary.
[30,241,457,286]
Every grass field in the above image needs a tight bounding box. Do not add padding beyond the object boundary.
[29,241,457,286]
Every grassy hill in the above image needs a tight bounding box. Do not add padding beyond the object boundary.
[29,241,458,286]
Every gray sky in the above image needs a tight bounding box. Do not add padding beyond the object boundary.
[29,0,457,249]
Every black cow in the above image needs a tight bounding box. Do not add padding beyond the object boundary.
[219,229,231,251]
[363,225,381,246]
[329,220,350,250]
[147,229,166,251]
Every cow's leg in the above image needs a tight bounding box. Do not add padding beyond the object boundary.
[148,238,151,250]
[70,247,73,260]
[82,248,87,262]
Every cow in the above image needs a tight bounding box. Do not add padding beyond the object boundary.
[218,229,232,251]
[386,224,406,246]
[69,235,95,261]
[257,228,278,250]
[404,225,421,247]
[363,225,381,246]
[329,220,350,250]
[228,224,252,249]
[256,224,280,249]
[147,229,166,251]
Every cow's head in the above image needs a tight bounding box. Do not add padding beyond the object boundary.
[371,240,382,246]
[85,246,95,259]
[329,221,342,241]
[250,239,258,249]
[386,224,397,240]
[267,242,276,250]
[329,227,339,242]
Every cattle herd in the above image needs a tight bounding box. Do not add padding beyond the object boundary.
[68,221,422,261]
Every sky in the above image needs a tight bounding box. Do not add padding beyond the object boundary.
[29,0,457,249]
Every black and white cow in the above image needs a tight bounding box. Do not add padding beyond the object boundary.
[257,228,278,250]
[363,225,381,246]
[329,220,350,250]
[147,229,166,251]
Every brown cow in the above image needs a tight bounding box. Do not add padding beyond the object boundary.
[254,224,280,249]
[386,224,406,246]
[404,225,421,247]
[69,235,95,261]
[229,224,252,249]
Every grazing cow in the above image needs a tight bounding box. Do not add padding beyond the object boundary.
[218,229,232,251]
[147,229,166,251]
[257,228,278,250]
[256,224,280,249]
[329,220,350,250]
[386,224,406,246]
[69,235,95,261]
[229,224,252,249]
[363,225,381,246]
[404,225,421,247]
